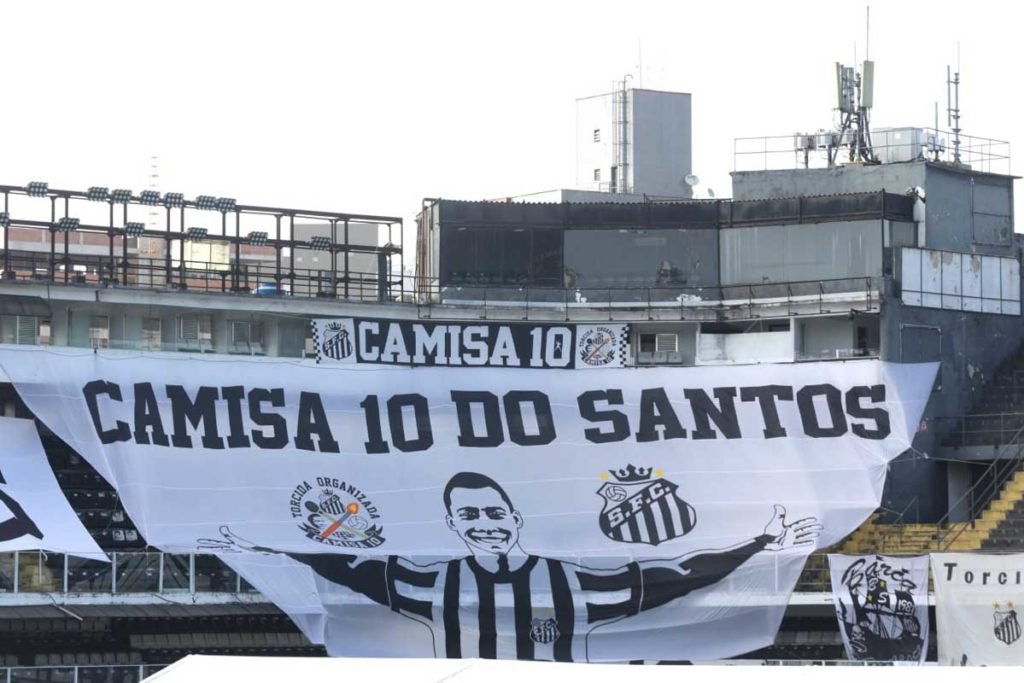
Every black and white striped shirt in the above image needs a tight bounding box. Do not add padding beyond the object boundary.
[292,537,768,661]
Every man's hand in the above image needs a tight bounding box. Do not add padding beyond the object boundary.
[762,504,822,551]
[197,525,276,554]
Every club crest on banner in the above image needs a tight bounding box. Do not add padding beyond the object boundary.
[577,326,620,367]
[290,478,385,548]
[994,602,1021,646]
[529,616,560,645]
[596,465,695,546]
[315,319,356,364]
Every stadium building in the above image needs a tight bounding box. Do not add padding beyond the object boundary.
[0,74,1021,677]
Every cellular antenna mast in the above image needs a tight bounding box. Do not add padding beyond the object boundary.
[947,58,962,164]
[829,58,876,166]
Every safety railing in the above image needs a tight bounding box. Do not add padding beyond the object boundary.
[0,664,166,683]
[0,551,257,595]
[934,412,1024,448]
[0,250,399,303]
[0,550,842,598]
[934,423,1024,550]
[417,276,881,321]
[734,128,1010,175]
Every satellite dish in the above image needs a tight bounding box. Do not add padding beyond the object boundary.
[684,174,700,187]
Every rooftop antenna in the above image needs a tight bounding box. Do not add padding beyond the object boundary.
[947,45,962,165]
[826,7,875,166]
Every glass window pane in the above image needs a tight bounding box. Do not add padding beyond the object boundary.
[0,552,14,592]
[162,554,191,591]
[67,557,113,593]
[17,551,63,593]
[194,555,238,592]
[115,552,160,593]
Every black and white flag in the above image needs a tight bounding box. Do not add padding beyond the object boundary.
[828,554,929,663]
[932,553,1024,665]
[0,417,104,558]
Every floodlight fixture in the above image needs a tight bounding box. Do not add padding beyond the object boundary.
[186,227,208,241]
[0,212,9,227]
[87,186,110,202]
[26,182,48,197]
[309,236,332,251]
[215,197,236,212]
[139,190,161,206]
[247,231,269,246]
[124,222,146,237]
[57,217,80,232]
[110,189,133,204]
[163,192,185,208]
[195,195,218,211]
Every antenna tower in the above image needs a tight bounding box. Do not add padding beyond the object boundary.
[947,66,962,164]
[829,60,876,166]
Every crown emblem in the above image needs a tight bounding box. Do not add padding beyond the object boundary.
[608,465,653,483]
[326,321,343,332]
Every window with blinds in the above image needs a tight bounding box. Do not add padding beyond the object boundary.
[230,321,265,355]
[177,315,213,351]
[142,318,162,351]
[89,316,110,349]
[1,315,41,346]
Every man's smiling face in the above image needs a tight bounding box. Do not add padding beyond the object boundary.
[445,485,522,555]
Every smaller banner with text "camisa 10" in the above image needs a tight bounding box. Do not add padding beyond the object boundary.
[933,553,1024,665]
[828,554,929,663]
[312,318,630,369]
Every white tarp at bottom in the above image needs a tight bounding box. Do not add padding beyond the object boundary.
[0,347,937,661]
[0,416,105,558]
[932,553,1024,665]
[828,554,929,662]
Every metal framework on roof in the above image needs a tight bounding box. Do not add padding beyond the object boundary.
[0,183,404,301]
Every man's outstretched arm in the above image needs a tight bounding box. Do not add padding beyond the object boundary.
[211,526,393,607]
[638,504,821,612]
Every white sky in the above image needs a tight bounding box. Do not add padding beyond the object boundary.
[2,0,1021,254]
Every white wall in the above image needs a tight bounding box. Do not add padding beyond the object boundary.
[696,330,793,365]
[575,93,615,191]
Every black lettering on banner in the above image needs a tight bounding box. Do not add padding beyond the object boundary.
[503,391,556,446]
[635,388,686,443]
[944,562,957,581]
[0,468,42,543]
[683,388,741,440]
[295,392,340,453]
[83,379,130,444]
[797,384,848,438]
[166,385,225,449]
[452,391,503,447]
[578,390,630,444]
[221,386,252,449]
[248,388,288,449]
[388,394,433,452]
[739,385,793,439]
[360,395,390,454]
[845,385,890,440]
[133,382,169,446]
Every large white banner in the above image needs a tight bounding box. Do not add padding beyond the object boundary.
[0,416,104,558]
[828,554,929,662]
[932,553,1024,665]
[0,346,935,661]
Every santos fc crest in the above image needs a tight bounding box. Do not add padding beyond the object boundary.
[597,465,695,546]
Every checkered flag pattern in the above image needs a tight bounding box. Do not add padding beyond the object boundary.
[618,324,631,366]
[312,320,323,364]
